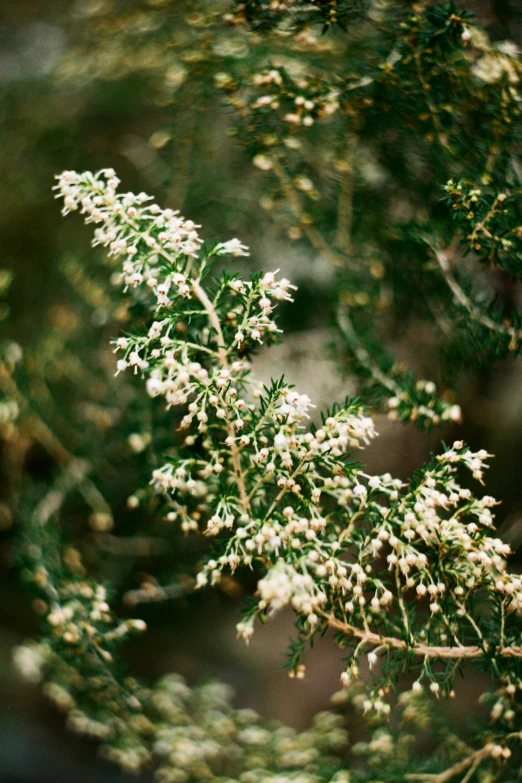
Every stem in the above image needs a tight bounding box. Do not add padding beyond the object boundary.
[191,278,250,514]
[394,566,412,642]
[469,196,502,245]
[324,614,522,659]
[335,135,356,254]
[405,743,496,783]
[433,247,522,345]
[0,363,111,519]
[263,460,306,521]
[336,307,442,422]
[413,49,454,157]
[271,159,354,270]
[32,458,91,526]
[124,577,195,607]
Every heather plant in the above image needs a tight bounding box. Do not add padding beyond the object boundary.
[10,163,522,780]
[3,2,522,782]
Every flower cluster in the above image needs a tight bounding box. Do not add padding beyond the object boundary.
[444,179,522,276]
[222,64,342,209]
[57,173,522,712]
[15,537,349,780]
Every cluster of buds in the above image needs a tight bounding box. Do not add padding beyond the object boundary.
[386,380,462,428]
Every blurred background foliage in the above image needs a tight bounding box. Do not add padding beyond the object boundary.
[1,1,522,780]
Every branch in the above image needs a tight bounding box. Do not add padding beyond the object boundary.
[413,49,454,157]
[433,247,522,345]
[335,135,356,254]
[326,614,522,659]
[271,159,353,269]
[123,577,195,607]
[405,743,496,783]
[0,362,113,521]
[336,307,443,423]
[31,458,91,526]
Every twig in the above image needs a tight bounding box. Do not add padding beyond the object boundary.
[336,307,441,422]
[93,534,171,557]
[325,613,522,659]
[32,459,91,526]
[0,362,113,519]
[335,135,356,254]
[405,743,495,783]
[413,49,454,157]
[433,248,522,345]
[468,195,506,246]
[271,159,353,269]
[124,577,195,607]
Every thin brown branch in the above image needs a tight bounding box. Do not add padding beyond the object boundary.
[405,743,495,783]
[468,197,501,245]
[32,458,91,526]
[0,362,112,519]
[93,534,171,557]
[325,614,522,659]
[124,577,195,607]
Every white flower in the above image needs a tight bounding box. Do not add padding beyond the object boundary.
[115,359,128,375]
[258,562,296,613]
[216,238,250,257]
[146,374,165,398]
[236,619,254,643]
[353,484,367,500]
[274,431,288,450]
